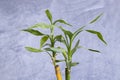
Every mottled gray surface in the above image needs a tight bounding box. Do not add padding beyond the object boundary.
[0,0,120,80]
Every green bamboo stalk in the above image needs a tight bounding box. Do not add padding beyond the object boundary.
[65,68,70,80]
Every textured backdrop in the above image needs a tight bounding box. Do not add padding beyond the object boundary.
[0,0,120,80]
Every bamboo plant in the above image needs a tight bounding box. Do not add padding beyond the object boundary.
[22,9,72,80]
[50,13,107,80]
[22,9,107,80]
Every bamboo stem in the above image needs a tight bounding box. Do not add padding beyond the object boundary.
[65,68,70,80]
[55,65,62,80]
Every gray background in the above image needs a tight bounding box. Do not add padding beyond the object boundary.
[0,0,120,80]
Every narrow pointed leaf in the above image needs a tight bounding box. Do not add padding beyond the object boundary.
[89,13,103,24]
[55,60,65,63]
[53,19,72,26]
[40,35,49,48]
[97,33,107,45]
[88,49,101,53]
[86,30,107,45]
[72,26,85,41]
[59,26,73,40]
[58,35,69,50]
[22,29,44,36]
[25,47,42,52]
[45,9,52,23]
[71,62,79,67]
[71,40,80,56]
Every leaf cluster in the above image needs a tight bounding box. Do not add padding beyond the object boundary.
[22,9,107,71]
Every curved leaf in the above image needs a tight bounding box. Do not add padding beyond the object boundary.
[89,13,103,24]
[40,35,49,48]
[53,19,72,26]
[59,26,73,40]
[30,23,54,29]
[86,30,107,45]
[72,26,85,41]
[54,35,64,42]
[71,40,80,56]
[22,29,44,36]
[45,9,52,24]
[25,47,42,52]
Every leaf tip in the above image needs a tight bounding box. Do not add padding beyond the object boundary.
[88,49,101,53]
[89,13,104,24]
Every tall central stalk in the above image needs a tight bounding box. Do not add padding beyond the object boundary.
[50,27,62,80]
[65,39,72,80]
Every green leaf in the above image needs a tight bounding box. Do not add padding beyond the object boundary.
[88,49,101,53]
[70,62,79,67]
[44,48,52,51]
[54,35,64,42]
[64,35,69,49]
[45,9,52,24]
[89,13,103,24]
[40,35,49,48]
[72,26,85,41]
[50,47,64,53]
[25,47,42,52]
[50,47,68,59]
[29,23,54,29]
[22,29,44,36]
[55,60,65,63]
[42,43,51,47]
[55,35,69,50]
[59,26,73,40]
[53,19,72,26]
[86,30,107,45]
[71,40,80,56]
